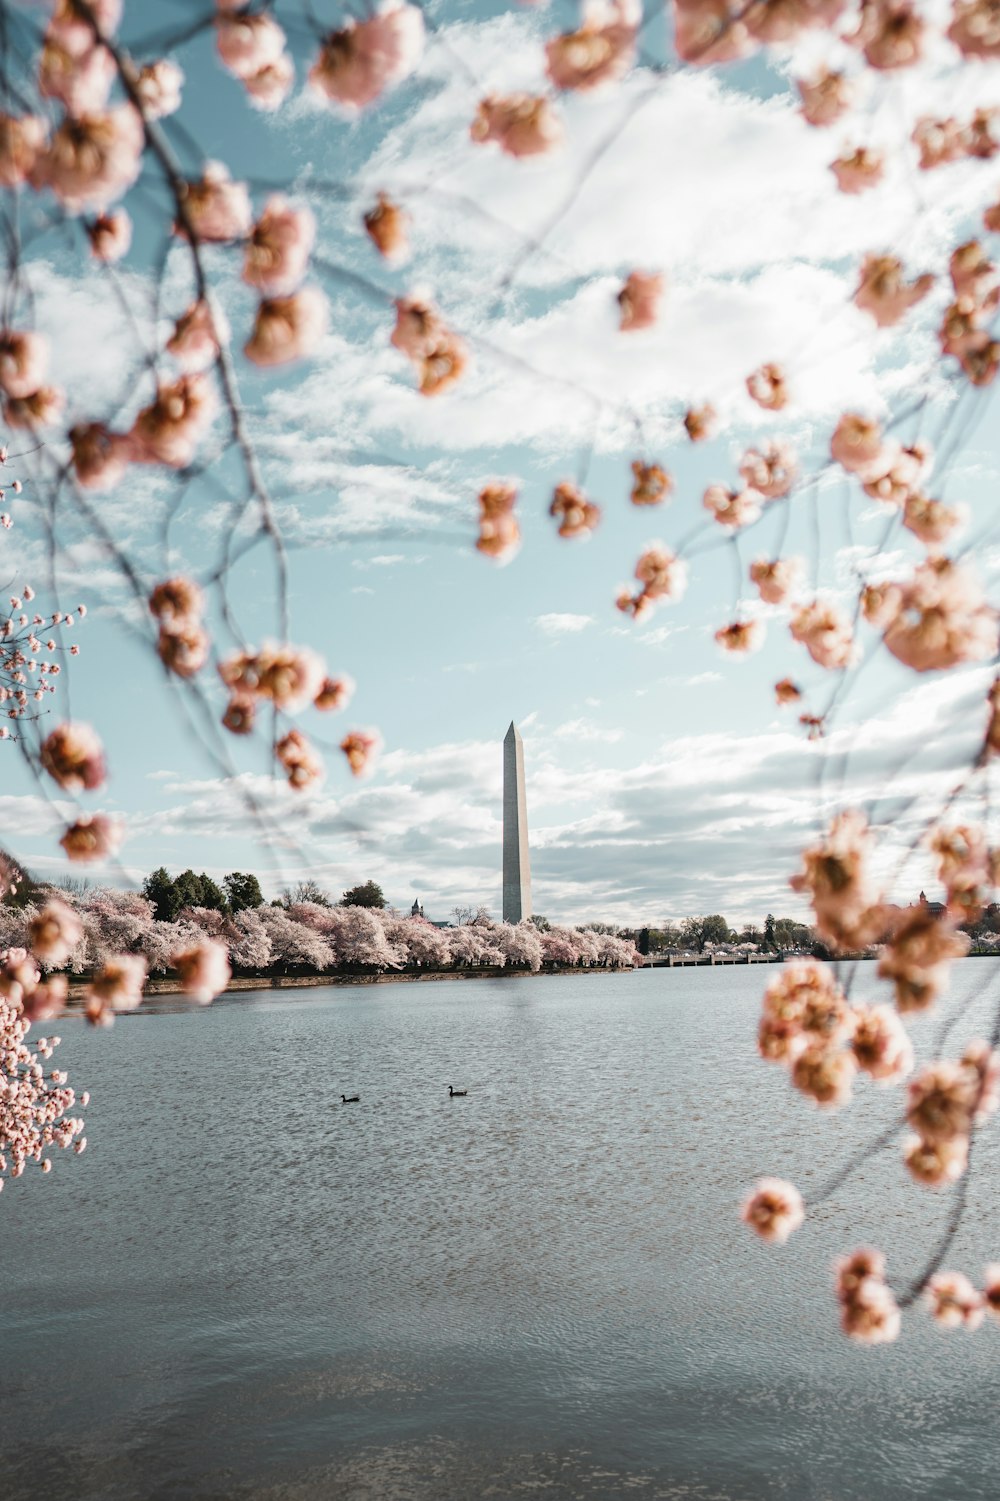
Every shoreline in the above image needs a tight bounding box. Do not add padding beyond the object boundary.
[63,963,620,1005]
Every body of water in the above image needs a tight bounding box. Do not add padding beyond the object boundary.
[6,962,1000,1500]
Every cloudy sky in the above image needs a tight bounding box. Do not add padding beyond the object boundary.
[4,0,1000,924]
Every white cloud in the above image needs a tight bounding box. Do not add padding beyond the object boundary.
[535,612,594,634]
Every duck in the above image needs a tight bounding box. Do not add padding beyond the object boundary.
[341,1094,360,1103]
[448,1085,468,1097]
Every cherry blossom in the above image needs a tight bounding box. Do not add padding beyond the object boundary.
[746,363,788,410]
[741,1178,805,1243]
[703,484,762,529]
[135,59,184,119]
[798,70,853,127]
[243,197,315,296]
[86,208,131,263]
[854,254,933,327]
[176,162,252,242]
[69,422,132,490]
[545,0,639,91]
[84,953,147,1024]
[341,729,381,777]
[0,113,47,188]
[750,557,803,605]
[883,557,996,673]
[130,374,217,468]
[877,906,969,1012]
[476,482,521,561]
[364,194,409,262]
[31,104,144,212]
[40,721,106,791]
[630,461,673,506]
[59,813,122,863]
[550,481,601,538]
[308,3,425,110]
[683,404,716,441]
[617,271,664,332]
[276,727,324,790]
[172,937,231,1004]
[27,900,83,967]
[789,599,854,670]
[835,1251,901,1343]
[790,810,881,952]
[714,619,764,653]
[471,95,564,158]
[315,674,355,712]
[831,147,885,194]
[244,288,329,367]
[925,1272,985,1329]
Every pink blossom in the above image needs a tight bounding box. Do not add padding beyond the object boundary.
[831,147,885,194]
[70,422,131,490]
[703,484,762,529]
[219,641,326,713]
[746,363,788,411]
[859,441,930,506]
[618,271,664,332]
[341,729,381,777]
[243,54,295,112]
[0,113,47,188]
[790,599,854,670]
[850,1002,913,1083]
[853,0,925,69]
[831,412,883,473]
[854,254,933,327]
[745,0,845,43]
[130,374,217,468]
[167,300,223,372]
[902,493,964,547]
[715,619,764,653]
[363,194,409,263]
[243,196,315,296]
[790,810,882,953]
[470,95,564,158]
[28,900,83,966]
[798,70,853,127]
[672,0,752,64]
[277,728,325,791]
[309,3,425,110]
[40,721,106,791]
[925,1271,985,1329]
[86,208,131,263]
[630,461,673,506]
[550,481,601,538]
[172,937,231,1004]
[135,60,184,119]
[774,678,801,705]
[792,1043,856,1108]
[476,483,521,561]
[222,696,255,735]
[839,1276,901,1344]
[157,622,209,678]
[913,116,967,170]
[85,953,147,1024]
[634,546,687,602]
[904,1133,968,1187]
[3,386,64,430]
[245,288,329,367]
[545,0,639,91]
[149,577,203,628]
[884,557,996,673]
[950,240,996,300]
[948,0,1000,58]
[741,1177,805,1243]
[750,557,803,605]
[683,404,716,441]
[739,442,796,500]
[315,674,355,712]
[38,31,116,116]
[907,1060,977,1145]
[59,813,121,863]
[176,162,252,243]
[216,11,286,79]
[31,105,144,212]
[0,330,48,400]
[391,297,444,361]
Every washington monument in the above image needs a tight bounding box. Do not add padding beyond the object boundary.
[503,722,532,923]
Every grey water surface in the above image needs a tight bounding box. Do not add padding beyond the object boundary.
[5,961,1000,1501]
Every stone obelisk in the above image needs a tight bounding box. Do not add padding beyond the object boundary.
[503,721,532,923]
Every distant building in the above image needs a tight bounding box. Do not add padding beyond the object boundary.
[918,890,947,919]
[410,898,424,918]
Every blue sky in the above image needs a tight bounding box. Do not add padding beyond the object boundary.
[4,0,1000,923]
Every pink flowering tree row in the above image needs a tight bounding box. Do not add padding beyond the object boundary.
[2,0,1000,1339]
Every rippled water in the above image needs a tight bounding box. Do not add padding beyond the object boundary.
[6,962,1000,1500]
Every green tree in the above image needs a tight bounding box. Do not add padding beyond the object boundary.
[197,873,227,912]
[764,913,776,950]
[700,914,730,947]
[224,871,264,913]
[341,880,386,909]
[143,866,181,922]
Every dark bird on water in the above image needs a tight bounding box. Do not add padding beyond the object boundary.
[341,1094,360,1103]
[448,1085,468,1097]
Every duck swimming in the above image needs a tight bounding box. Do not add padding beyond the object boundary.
[448,1086,468,1097]
[341,1094,360,1103]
